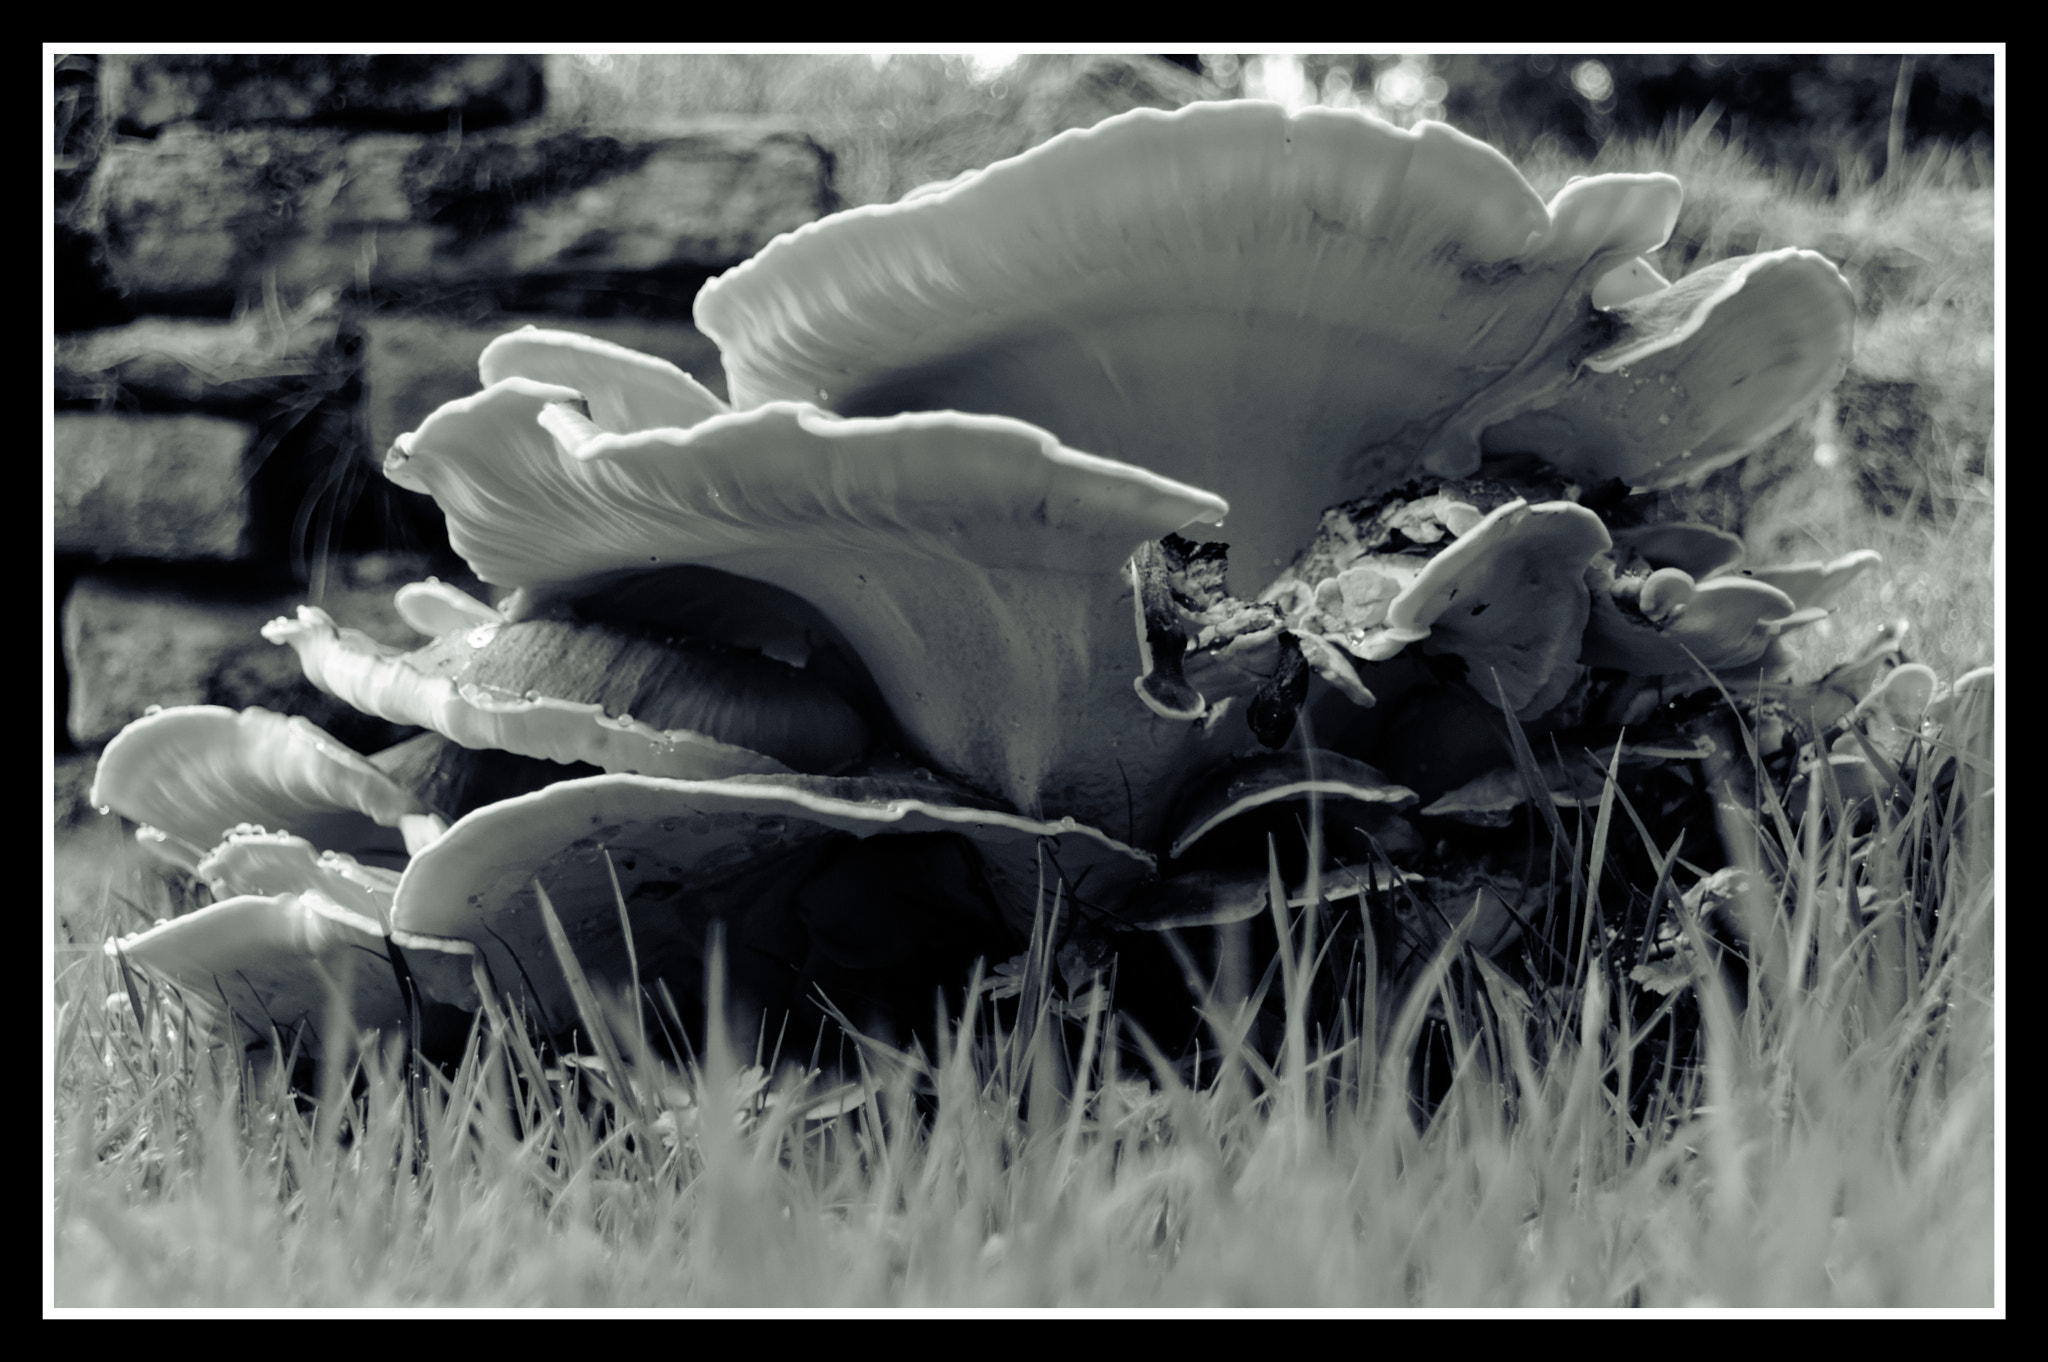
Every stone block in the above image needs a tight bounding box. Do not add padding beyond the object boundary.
[80,123,832,304]
[362,313,726,459]
[61,556,457,752]
[54,750,102,832]
[102,55,545,134]
[55,413,256,560]
[56,290,345,406]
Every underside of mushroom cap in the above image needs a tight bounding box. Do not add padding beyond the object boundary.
[108,893,403,1049]
[197,828,400,922]
[1469,248,1855,490]
[110,825,481,1044]
[1167,749,1417,862]
[90,706,427,871]
[1609,523,1747,579]
[1112,861,1417,931]
[267,585,867,779]
[1419,730,1713,825]
[697,100,1680,586]
[387,377,1233,835]
[368,731,604,824]
[391,772,1156,1031]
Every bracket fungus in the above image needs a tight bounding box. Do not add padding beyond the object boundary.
[94,100,1908,1068]
[91,705,432,873]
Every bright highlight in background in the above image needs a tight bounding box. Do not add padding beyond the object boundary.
[1571,59,1615,104]
[1210,53,1447,127]
[1243,54,1311,109]
[967,53,1021,82]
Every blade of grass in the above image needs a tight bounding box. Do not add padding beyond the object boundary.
[532,879,643,1129]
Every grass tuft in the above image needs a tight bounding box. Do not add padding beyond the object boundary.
[54,685,1995,1304]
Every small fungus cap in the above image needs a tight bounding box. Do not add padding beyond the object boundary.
[105,830,477,1048]
[1609,523,1747,580]
[1379,499,1612,716]
[108,892,403,1046]
[477,326,730,433]
[1582,564,1817,676]
[1474,248,1856,491]
[90,706,426,870]
[1742,549,1883,613]
[266,584,867,780]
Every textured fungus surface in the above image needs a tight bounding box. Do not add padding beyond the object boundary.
[92,101,1881,1064]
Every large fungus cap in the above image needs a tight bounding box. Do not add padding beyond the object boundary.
[386,369,1231,840]
[698,101,1683,586]
[391,772,1155,1032]
[90,706,427,871]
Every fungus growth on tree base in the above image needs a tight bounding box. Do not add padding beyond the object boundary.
[95,101,1974,1075]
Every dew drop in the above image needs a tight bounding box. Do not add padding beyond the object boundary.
[142,704,164,717]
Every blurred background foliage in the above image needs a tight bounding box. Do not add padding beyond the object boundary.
[543,52,1993,207]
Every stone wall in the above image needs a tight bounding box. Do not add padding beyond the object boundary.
[51,53,1207,847]
[52,53,840,857]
